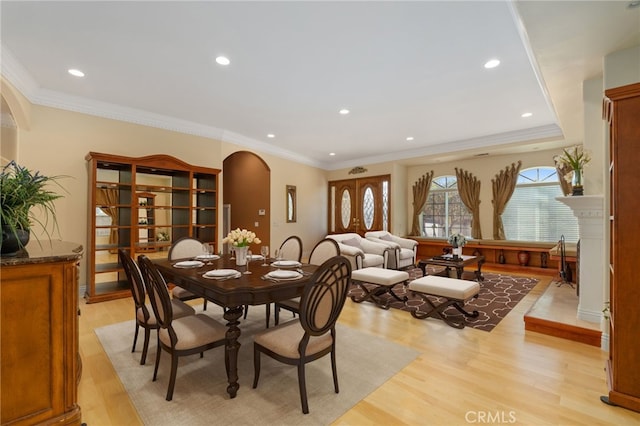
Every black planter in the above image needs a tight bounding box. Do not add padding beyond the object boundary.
[1,226,30,257]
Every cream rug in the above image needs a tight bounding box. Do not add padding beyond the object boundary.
[95,307,418,425]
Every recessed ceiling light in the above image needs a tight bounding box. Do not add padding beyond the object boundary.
[329,152,336,156]
[267,134,275,138]
[484,59,500,69]
[68,69,85,77]
[406,136,414,141]
[521,112,533,118]
[628,1,640,9]
[339,109,350,115]
[215,56,230,66]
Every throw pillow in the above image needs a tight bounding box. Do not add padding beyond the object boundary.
[380,234,394,241]
[342,237,362,249]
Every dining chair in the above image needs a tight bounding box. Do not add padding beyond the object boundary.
[265,235,303,328]
[168,236,208,311]
[118,249,196,365]
[137,255,227,401]
[277,235,303,262]
[252,255,352,414]
[274,238,339,326]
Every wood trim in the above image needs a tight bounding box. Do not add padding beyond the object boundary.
[524,316,601,347]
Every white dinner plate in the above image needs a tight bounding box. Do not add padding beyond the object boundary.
[271,260,302,268]
[247,254,263,260]
[266,270,302,280]
[204,269,239,278]
[195,254,220,260]
[173,260,204,268]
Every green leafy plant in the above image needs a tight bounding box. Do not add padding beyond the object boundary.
[0,161,67,249]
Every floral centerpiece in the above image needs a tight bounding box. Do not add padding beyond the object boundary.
[556,145,591,196]
[222,228,261,266]
[222,228,261,247]
[448,233,467,248]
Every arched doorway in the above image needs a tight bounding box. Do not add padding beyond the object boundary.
[223,151,270,250]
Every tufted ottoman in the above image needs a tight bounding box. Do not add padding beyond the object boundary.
[350,267,410,309]
[408,275,480,329]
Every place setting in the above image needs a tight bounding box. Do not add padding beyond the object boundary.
[202,269,241,281]
[172,260,205,269]
[261,269,303,283]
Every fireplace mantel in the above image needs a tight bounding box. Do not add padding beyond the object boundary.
[556,194,605,333]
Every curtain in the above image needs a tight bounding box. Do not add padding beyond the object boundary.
[455,168,482,239]
[491,161,522,240]
[96,188,119,248]
[554,158,573,196]
[411,171,434,236]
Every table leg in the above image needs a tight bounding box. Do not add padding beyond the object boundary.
[418,262,427,276]
[223,305,243,398]
[456,266,463,279]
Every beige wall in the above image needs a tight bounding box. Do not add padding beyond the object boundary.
[12,102,328,284]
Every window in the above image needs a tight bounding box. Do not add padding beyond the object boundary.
[422,175,471,238]
[502,167,578,242]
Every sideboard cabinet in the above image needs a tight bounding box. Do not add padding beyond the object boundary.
[604,82,640,413]
[1,241,83,425]
[86,152,220,303]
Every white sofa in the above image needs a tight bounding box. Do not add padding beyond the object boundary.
[365,231,418,270]
[326,233,390,270]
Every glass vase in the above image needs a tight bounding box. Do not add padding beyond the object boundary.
[572,168,584,196]
[235,246,248,266]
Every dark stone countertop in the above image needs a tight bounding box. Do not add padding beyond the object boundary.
[1,240,83,266]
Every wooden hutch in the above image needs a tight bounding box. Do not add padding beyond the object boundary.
[85,152,220,303]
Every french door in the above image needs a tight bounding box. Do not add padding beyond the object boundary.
[328,175,390,236]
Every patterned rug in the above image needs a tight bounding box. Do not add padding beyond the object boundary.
[348,268,539,332]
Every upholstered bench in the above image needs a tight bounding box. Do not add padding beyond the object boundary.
[350,267,410,309]
[408,275,480,329]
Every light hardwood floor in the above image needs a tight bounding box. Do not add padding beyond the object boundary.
[78,269,640,425]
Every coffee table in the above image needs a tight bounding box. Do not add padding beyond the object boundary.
[418,254,485,281]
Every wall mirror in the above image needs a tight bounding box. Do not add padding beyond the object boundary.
[286,185,297,223]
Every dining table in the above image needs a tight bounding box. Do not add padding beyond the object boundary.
[152,254,317,399]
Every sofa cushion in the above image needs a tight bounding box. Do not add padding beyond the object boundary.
[380,234,394,241]
[342,237,362,250]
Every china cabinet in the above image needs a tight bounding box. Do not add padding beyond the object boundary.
[85,152,219,303]
[603,81,640,412]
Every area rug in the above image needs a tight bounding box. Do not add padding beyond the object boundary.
[95,308,418,426]
[348,268,539,332]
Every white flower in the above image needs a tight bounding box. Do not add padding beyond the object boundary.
[222,228,261,247]
[556,145,591,171]
[448,233,467,248]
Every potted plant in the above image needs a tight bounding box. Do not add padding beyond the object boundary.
[0,161,67,256]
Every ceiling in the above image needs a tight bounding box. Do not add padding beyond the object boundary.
[2,1,639,170]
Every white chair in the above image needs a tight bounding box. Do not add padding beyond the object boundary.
[326,233,390,270]
[365,231,418,270]
[168,237,208,310]
[274,238,340,326]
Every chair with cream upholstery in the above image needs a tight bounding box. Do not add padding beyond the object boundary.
[265,235,304,327]
[252,256,352,414]
[274,238,340,326]
[277,235,303,262]
[168,236,208,311]
[326,233,390,270]
[365,231,418,270]
[138,255,227,401]
[119,249,196,365]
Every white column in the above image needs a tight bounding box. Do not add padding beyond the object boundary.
[556,195,605,327]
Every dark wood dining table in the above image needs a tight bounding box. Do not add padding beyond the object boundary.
[153,254,316,399]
